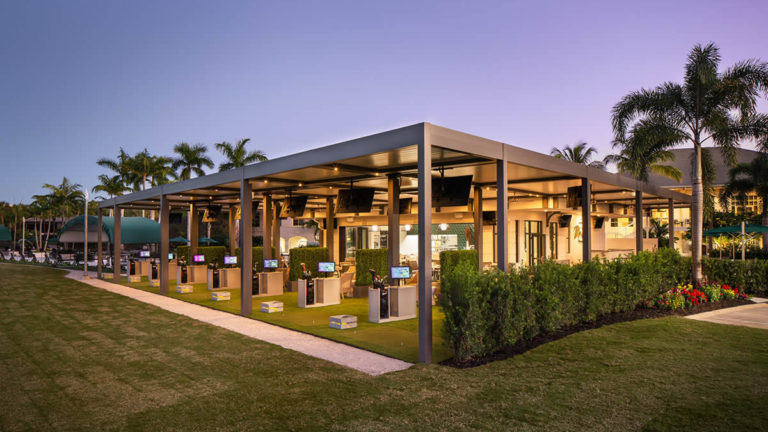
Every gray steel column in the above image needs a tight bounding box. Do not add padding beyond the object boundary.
[326,197,335,263]
[387,175,400,269]
[189,203,199,257]
[474,186,483,269]
[97,209,103,278]
[263,195,272,259]
[228,205,237,255]
[417,132,432,364]
[496,160,509,272]
[581,178,591,263]
[240,179,253,315]
[160,195,169,295]
[272,201,280,257]
[113,205,121,281]
[635,191,643,252]
[668,198,675,249]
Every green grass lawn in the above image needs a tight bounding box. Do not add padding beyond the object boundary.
[1,263,767,431]
[118,276,450,363]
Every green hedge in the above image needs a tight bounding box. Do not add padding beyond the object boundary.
[440,250,478,278]
[234,246,276,272]
[702,257,768,295]
[288,247,329,281]
[175,245,226,267]
[440,249,691,362]
[355,249,389,285]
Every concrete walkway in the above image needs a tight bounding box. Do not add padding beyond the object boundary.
[686,302,768,330]
[65,271,412,376]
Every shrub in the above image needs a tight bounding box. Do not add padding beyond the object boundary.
[176,245,190,263]
[234,246,276,272]
[440,250,478,278]
[702,257,768,295]
[173,245,227,266]
[355,249,388,285]
[288,247,328,281]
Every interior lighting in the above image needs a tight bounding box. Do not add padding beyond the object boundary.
[439,223,449,231]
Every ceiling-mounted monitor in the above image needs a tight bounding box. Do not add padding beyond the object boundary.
[280,196,308,218]
[482,211,496,225]
[399,198,413,215]
[566,186,583,209]
[432,175,473,207]
[336,188,375,213]
[559,214,572,228]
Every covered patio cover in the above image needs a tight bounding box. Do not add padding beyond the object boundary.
[703,224,768,236]
[58,215,161,244]
[0,224,11,242]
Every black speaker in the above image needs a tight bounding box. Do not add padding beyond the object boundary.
[566,186,583,209]
[559,215,572,228]
[594,217,605,229]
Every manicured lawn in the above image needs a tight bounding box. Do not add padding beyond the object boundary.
[1,263,767,431]
[118,275,450,363]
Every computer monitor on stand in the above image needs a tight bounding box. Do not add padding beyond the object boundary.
[390,266,411,286]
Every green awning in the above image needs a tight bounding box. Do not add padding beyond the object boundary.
[703,224,768,236]
[58,215,161,244]
[0,224,10,242]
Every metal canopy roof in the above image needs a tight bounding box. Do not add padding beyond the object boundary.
[97,123,691,211]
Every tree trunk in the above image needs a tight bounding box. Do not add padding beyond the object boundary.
[762,201,768,253]
[691,145,703,284]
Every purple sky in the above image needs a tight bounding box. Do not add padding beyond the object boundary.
[1,0,767,203]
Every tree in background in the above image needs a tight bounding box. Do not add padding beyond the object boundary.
[550,142,605,169]
[172,142,213,180]
[604,129,683,182]
[216,138,267,172]
[720,152,768,251]
[611,43,768,283]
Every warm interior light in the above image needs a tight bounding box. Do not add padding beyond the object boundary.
[298,183,303,187]
[333,166,339,172]
[371,225,379,232]
[264,179,268,184]
[439,223,449,231]
[404,224,412,231]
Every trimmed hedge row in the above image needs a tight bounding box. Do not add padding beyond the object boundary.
[440,248,690,362]
[175,245,226,267]
[440,250,478,278]
[234,247,277,272]
[288,247,329,281]
[355,249,389,285]
[702,257,768,295]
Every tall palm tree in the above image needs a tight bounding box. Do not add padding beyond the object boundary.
[611,43,768,283]
[720,153,768,251]
[97,148,135,189]
[147,155,176,187]
[92,174,127,199]
[172,142,213,180]
[550,141,605,169]
[43,177,84,222]
[603,132,683,182]
[216,138,268,172]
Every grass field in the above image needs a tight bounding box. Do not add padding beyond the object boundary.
[118,275,451,363]
[1,263,767,431]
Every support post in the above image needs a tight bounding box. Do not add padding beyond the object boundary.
[326,197,336,263]
[635,191,643,252]
[228,205,237,255]
[387,175,400,269]
[189,203,199,257]
[582,178,592,262]
[474,186,483,269]
[668,198,675,249]
[263,195,272,259]
[160,195,169,295]
[97,209,103,278]
[417,130,432,364]
[113,205,121,281]
[496,160,509,272]
[272,201,280,257]
[240,179,253,315]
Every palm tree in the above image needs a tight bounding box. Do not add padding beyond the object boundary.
[97,148,135,188]
[720,153,768,251]
[43,177,84,222]
[172,142,214,180]
[216,138,268,172]
[147,155,176,187]
[92,174,127,199]
[611,43,768,283]
[603,133,683,182]
[648,218,670,249]
[550,142,605,169]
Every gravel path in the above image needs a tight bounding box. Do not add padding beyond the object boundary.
[66,271,413,376]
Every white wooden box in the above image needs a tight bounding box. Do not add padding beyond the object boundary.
[329,314,357,330]
[211,291,231,301]
[260,301,284,313]
[128,275,142,283]
[176,285,193,294]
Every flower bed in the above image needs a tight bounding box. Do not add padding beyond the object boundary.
[649,283,748,310]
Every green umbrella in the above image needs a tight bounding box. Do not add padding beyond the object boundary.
[170,236,188,243]
[198,237,219,245]
[703,224,768,236]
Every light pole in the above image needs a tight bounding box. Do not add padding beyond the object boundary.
[21,216,25,259]
[84,189,89,278]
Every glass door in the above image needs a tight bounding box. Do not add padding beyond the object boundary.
[525,220,544,264]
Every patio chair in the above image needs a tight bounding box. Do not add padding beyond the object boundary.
[339,265,356,298]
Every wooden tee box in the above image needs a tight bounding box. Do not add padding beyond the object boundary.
[255,272,283,297]
[260,301,283,313]
[368,285,418,323]
[329,314,357,329]
[208,268,241,291]
[211,291,230,301]
[297,278,341,308]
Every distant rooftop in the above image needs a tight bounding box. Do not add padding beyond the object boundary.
[649,147,762,188]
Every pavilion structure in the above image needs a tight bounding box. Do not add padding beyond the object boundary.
[97,123,691,363]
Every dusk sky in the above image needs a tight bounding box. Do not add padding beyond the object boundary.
[1,0,767,203]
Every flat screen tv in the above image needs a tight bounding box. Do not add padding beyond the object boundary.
[390,266,411,280]
[432,175,473,207]
[192,254,205,263]
[318,262,335,273]
[263,259,278,269]
[224,256,237,265]
[566,186,583,209]
[336,188,375,213]
[559,214,572,228]
[399,198,413,214]
[482,211,496,225]
[280,196,308,218]
[139,251,150,258]
[168,252,175,260]
[594,217,605,229]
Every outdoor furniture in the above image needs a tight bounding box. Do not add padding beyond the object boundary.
[329,314,357,329]
[298,277,341,308]
[211,291,230,301]
[369,285,417,323]
[255,272,283,296]
[260,301,283,313]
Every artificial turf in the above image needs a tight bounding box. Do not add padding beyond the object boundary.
[118,275,451,363]
[1,263,767,431]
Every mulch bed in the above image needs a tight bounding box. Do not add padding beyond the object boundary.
[440,299,752,369]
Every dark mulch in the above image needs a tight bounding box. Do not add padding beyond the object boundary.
[441,299,752,369]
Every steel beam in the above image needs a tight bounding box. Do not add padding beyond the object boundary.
[97,210,103,278]
[263,195,272,259]
[635,191,643,252]
[113,206,121,281]
[581,178,592,263]
[326,197,335,263]
[496,160,509,272]
[240,180,253,316]
[160,195,169,295]
[474,186,483,269]
[417,129,432,364]
[387,175,400,270]
[189,203,199,257]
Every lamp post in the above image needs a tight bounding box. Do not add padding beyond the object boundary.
[22,216,25,259]
[84,189,89,278]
